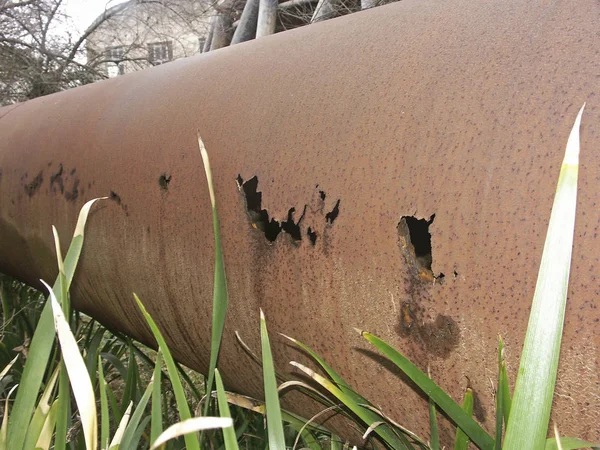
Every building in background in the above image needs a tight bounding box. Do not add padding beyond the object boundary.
[86,0,214,77]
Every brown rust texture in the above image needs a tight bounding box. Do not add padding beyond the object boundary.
[0,0,599,444]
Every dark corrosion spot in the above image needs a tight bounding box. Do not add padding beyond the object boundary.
[470,386,487,423]
[307,227,317,245]
[399,306,460,358]
[24,171,44,197]
[420,314,460,358]
[64,179,79,202]
[319,190,326,201]
[158,173,171,191]
[70,168,76,176]
[325,199,341,224]
[50,164,65,194]
[110,191,122,205]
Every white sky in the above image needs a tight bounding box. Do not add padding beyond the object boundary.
[63,0,129,34]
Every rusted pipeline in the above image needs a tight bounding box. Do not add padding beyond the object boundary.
[1,0,599,444]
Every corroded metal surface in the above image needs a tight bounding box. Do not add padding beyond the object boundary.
[0,0,599,444]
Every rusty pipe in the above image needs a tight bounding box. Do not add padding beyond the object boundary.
[0,0,599,444]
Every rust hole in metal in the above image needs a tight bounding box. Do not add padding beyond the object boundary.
[281,206,306,241]
[237,175,281,241]
[237,175,339,245]
[402,215,434,270]
[325,199,341,224]
[397,214,444,282]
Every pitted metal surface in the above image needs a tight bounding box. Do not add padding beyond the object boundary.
[0,0,599,444]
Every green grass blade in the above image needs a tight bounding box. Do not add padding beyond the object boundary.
[121,341,139,417]
[280,334,355,397]
[500,361,511,424]
[175,362,202,401]
[151,351,163,444]
[45,280,97,450]
[22,367,59,450]
[33,399,58,450]
[109,401,132,450]
[198,135,230,419]
[215,369,240,450]
[429,397,439,450]
[86,327,105,380]
[53,228,70,450]
[545,437,600,450]
[54,363,69,450]
[98,356,110,450]
[100,352,128,382]
[358,330,493,450]
[119,379,154,450]
[504,104,585,450]
[259,310,286,449]
[290,361,409,449]
[7,198,104,450]
[453,387,474,450]
[134,294,200,450]
[128,415,151,450]
[494,336,507,450]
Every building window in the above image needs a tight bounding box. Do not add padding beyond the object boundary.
[105,46,125,61]
[147,41,173,64]
[105,46,126,77]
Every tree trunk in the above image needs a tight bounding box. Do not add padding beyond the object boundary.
[210,13,233,50]
[311,0,342,22]
[256,0,278,38]
[231,0,260,45]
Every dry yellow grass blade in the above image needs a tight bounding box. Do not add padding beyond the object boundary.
[150,417,233,450]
